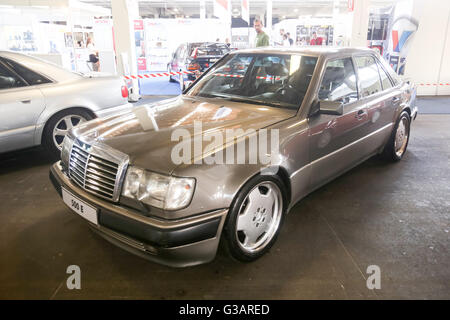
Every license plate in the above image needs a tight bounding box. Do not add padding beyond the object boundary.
[62,188,98,225]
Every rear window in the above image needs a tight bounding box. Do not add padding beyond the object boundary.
[2,58,52,86]
[190,44,229,57]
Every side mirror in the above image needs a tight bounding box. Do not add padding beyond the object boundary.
[319,100,344,116]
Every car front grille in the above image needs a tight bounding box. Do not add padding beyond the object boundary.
[68,139,128,202]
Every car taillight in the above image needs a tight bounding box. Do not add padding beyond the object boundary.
[188,63,200,71]
[121,85,128,98]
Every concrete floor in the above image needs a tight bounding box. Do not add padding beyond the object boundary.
[0,109,449,299]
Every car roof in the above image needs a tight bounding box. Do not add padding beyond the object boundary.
[188,42,228,47]
[0,51,81,82]
[231,46,378,58]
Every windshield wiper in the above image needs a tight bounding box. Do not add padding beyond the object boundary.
[196,93,294,109]
[220,96,293,109]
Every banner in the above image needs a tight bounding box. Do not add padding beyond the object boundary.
[214,0,231,21]
[385,0,419,75]
[241,0,250,25]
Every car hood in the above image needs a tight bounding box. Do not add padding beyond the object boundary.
[72,96,295,174]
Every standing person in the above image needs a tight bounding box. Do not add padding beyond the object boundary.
[276,28,285,46]
[310,32,323,46]
[254,18,269,47]
[86,37,100,71]
[287,32,294,46]
[282,34,290,47]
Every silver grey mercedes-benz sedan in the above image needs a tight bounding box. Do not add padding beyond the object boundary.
[0,51,132,158]
[50,47,418,267]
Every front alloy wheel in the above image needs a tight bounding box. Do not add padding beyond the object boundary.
[236,181,283,253]
[223,175,287,262]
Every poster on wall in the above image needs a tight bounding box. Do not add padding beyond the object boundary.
[231,28,249,49]
[134,19,145,58]
[94,19,114,51]
[5,26,37,52]
[137,57,147,71]
[296,25,333,46]
[64,33,73,48]
[144,19,170,72]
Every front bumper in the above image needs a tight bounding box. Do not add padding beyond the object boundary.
[49,162,228,267]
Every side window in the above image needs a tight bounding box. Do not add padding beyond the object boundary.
[2,58,51,86]
[0,62,27,90]
[377,62,393,90]
[318,57,358,104]
[355,56,383,97]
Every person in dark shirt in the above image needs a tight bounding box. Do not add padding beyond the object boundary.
[287,32,294,46]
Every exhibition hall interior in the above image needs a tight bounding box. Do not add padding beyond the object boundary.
[0,0,449,300]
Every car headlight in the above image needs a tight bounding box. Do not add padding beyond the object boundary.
[121,166,195,210]
[61,134,74,167]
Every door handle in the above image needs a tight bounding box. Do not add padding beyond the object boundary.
[355,109,368,120]
[21,99,31,104]
[392,96,401,103]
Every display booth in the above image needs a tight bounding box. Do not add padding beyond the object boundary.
[134,18,231,72]
[272,16,351,47]
[0,1,113,74]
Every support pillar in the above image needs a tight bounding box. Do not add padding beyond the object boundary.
[111,0,140,101]
[349,0,370,47]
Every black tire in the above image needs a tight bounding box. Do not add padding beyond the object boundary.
[382,111,411,162]
[168,65,176,82]
[222,174,287,262]
[42,108,93,160]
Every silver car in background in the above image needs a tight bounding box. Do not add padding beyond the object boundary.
[0,51,132,158]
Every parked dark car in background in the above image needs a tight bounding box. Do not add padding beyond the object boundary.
[168,42,230,91]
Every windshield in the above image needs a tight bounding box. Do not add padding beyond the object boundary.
[186,53,318,109]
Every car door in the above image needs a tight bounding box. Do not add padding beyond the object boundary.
[353,55,398,153]
[308,56,370,188]
[375,56,400,125]
[0,59,46,153]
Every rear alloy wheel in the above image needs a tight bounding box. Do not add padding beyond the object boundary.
[382,111,411,161]
[43,109,93,159]
[223,175,287,262]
